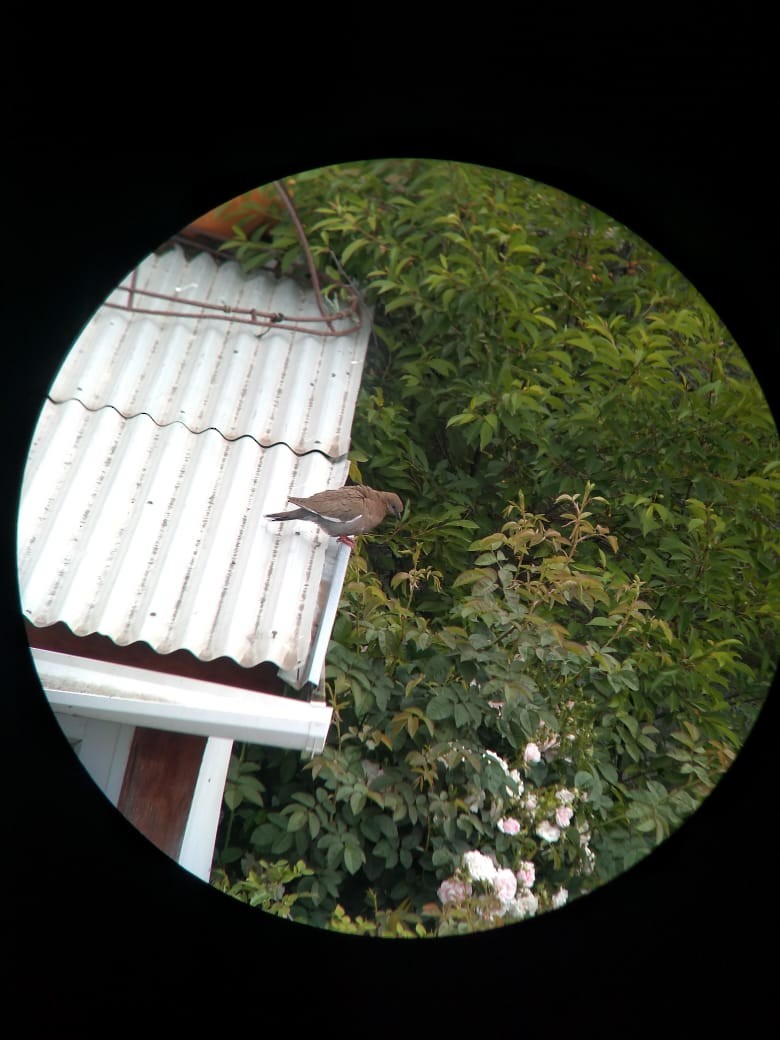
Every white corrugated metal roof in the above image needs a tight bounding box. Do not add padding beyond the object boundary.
[18,399,350,681]
[48,245,367,458]
[17,245,371,688]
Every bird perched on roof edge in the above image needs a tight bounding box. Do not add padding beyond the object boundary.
[265,484,404,547]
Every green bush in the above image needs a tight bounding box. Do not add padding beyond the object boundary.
[213,160,778,933]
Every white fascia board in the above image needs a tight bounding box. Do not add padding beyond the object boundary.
[32,648,332,755]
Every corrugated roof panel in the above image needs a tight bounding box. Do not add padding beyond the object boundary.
[18,399,350,682]
[48,245,370,457]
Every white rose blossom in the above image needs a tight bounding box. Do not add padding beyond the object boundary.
[484,749,510,772]
[536,819,562,843]
[523,742,541,764]
[509,890,539,920]
[552,887,569,909]
[462,850,497,883]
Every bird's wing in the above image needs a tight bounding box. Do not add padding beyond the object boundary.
[290,486,367,522]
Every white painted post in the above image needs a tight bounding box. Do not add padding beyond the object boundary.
[178,736,234,881]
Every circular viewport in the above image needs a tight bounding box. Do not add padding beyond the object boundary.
[17,159,778,937]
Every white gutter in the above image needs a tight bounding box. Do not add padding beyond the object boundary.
[31,647,333,755]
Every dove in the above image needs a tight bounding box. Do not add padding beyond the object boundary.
[266,484,403,547]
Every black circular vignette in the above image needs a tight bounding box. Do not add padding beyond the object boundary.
[6,25,775,1024]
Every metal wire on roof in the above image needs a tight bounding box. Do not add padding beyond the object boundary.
[48,245,369,456]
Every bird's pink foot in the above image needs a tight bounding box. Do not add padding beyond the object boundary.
[337,535,356,548]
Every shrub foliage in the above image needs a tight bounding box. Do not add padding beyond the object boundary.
[213,160,778,934]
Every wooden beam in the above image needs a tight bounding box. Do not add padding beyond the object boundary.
[117,728,207,861]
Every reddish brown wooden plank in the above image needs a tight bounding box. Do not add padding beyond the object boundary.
[117,728,207,860]
[25,620,286,695]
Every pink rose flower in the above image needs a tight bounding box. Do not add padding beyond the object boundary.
[493,868,518,904]
[516,860,536,889]
[437,877,472,905]
[555,805,574,829]
[498,816,521,835]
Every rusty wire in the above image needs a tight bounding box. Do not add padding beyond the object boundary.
[103,181,365,337]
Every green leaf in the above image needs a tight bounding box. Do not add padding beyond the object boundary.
[453,568,492,588]
[635,817,657,834]
[343,844,365,875]
[454,702,470,727]
[427,695,453,720]
[291,791,316,808]
[271,831,294,855]
[219,846,244,865]
[431,846,452,868]
[250,822,278,848]
[446,412,477,428]
[507,237,540,256]
[479,419,496,450]
[598,761,619,784]
[376,815,398,841]
[287,810,308,833]
[223,786,242,811]
[239,784,265,808]
[428,357,455,376]
[326,839,344,868]
[468,534,506,551]
[340,238,368,263]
